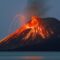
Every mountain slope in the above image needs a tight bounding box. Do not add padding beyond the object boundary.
[0,17,60,51]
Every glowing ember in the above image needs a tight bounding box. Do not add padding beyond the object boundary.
[16,16,54,40]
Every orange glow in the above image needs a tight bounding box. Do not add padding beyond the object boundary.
[19,56,44,60]
[0,16,54,43]
[19,15,26,25]
[16,16,54,40]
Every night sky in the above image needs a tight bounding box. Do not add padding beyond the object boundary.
[0,0,60,39]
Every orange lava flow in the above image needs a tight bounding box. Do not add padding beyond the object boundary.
[0,16,54,43]
[16,16,54,40]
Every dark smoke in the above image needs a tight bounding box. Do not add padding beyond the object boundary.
[25,0,50,17]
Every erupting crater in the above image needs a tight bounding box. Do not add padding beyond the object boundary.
[16,16,54,40]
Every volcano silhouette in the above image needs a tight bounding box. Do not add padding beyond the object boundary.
[0,16,60,51]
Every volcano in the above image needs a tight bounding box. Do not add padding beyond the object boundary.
[0,16,60,51]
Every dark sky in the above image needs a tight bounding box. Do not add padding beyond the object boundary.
[0,0,60,39]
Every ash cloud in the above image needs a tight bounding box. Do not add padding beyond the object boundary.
[25,0,50,17]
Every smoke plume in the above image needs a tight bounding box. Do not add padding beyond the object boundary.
[25,0,49,17]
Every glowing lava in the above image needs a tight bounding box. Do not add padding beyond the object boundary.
[16,16,54,40]
[0,16,54,44]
